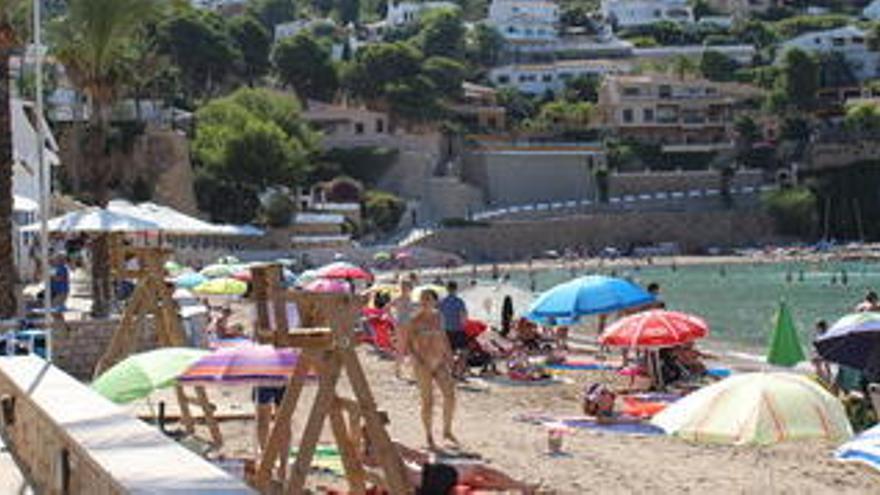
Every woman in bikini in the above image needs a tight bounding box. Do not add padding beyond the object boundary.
[405,288,458,449]
[390,279,416,379]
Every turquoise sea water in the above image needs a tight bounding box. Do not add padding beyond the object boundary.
[499,260,880,352]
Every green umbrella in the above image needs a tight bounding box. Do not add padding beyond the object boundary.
[164,260,184,276]
[92,348,208,404]
[373,251,391,261]
[767,301,806,367]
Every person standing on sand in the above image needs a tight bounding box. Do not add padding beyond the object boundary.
[390,279,416,379]
[405,289,458,449]
[439,281,469,355]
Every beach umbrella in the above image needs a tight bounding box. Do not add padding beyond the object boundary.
[178,344,299,385]
[316,261,374,281]
[835,423,880,472]
[20,207,160,233]
[200,263,239,279]
[651,372,852,445]
[164,260,184,276]
[394,251,412,261]
[232,266,254,282]
[373,251,391,262]
[92,348,208,404]
[218,255,240,265]
[304,278,351,293]
[174,272,207,289]
[815,312,880,370]
[527,276,654,323]
[766,301,806,367]
[600,310,709,349]
[282,268,298,287]
[193,277,248,296]
[295,269,320,287]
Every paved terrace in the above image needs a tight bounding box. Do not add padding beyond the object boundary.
[0,355,254,494]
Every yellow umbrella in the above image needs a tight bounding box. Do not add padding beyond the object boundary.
[651,372,852,445]
[193,277,248,296]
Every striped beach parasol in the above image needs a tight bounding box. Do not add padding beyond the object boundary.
[178,344,299,385]
[836,423,880,472]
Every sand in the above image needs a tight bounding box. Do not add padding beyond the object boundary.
[134,348,879,494]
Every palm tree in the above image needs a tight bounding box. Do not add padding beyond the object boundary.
[52,0,165,316]
[0,1,26,319]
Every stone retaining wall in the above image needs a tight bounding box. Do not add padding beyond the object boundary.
[414,209,779,261]
[609,169,766,197]
[50,318,158,380]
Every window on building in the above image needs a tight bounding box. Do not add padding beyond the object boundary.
[705,87,717,96]
[623,86,640,97]
[658,85,671,98]
[542,73,553,82]
[622,108,634,123]
[643,108,654,122]
[853,36,865,44]
[498,75,510,84]
[519,75,527,82]
[508,26,515,34]
[487,116,498,128]
[376,119,384,133]
[355,122,365,134]
[832,37,845,47]
[814,37,821,44]
[653,9,661,17]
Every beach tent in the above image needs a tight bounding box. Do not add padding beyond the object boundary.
[836,423,880,472]
[527,276,654,323]
[766,301,806,367]
[651,372,852,445]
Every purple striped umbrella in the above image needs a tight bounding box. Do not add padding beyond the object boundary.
[178,343,299,385]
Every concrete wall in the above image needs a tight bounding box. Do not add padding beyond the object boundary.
[414,209,779,261]
[463,152,598,206]
[424,177,485,220]
[808,140,880,169]
[609,169,766,196]
[0,356,252,494]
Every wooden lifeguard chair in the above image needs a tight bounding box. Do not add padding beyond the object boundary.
[250,264,410,494]
[93,236,222,448]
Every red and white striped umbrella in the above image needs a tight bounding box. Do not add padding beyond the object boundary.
[600,310,709,349]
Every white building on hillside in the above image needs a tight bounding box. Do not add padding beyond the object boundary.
[489,59,632,94]
[780,26,880,81]
[385,1,459,26]
[487,0,560,41]
[190,0,247,12]
[601,0,694,29]
[863,0,880,20]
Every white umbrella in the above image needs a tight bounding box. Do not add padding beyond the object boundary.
[107,200,226,235]
[20,207,160,233]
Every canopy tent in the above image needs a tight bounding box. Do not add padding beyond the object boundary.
[651,372,852,445]
[20,207,161,233]
[461,283,535,327]
[13,194,38,213]
[108,200,233,236]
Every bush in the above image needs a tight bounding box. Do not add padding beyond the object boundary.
[318,147,399,185]
[762,187,817,238]
[364,190,405,233]
[262,192,295,227]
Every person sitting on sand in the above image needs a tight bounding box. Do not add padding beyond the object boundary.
[856,291,880,312]
[404,289,458,449]
[582,383,639,424]
[209,306,244,339]
[811,319,833,386]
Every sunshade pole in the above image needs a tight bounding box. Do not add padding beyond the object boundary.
[34,0,52,362]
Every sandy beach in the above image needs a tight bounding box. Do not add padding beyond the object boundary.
[134,346,879,494]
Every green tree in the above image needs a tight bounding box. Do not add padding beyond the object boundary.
[364,189,405,233]
[466,23,504,67]
[773,14,849,39]
[230,14,271,86]
[52,0,166,316]
[248,0,296,30]
[497,88,538,124]
[338,0,359,24]
[670,55,698,80]
[385,75,443,122]
[156,8,240,100]
[734,115,761,148]
[262,191,295,227]
[700,50,738,81]
[421,56,466,97]
[0,0,26,318]
[817,51,856,88]
[774,48,819,112]
[534,99,593,132]
[343,41,422,101]
[418,7,465,59]
[272,33,338,102]
[844,101,880,135]
[193,88,317,222]
[564,75,600,102]
[762,187,818,238]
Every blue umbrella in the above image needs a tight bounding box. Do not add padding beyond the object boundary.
[175,272,208,289]
[527,275,654,323]
[815,313,880,370]
[836,423,880,472]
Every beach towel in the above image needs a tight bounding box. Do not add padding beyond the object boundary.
[515,413,664,436]
[289,444,345,477]
[620,397,668,418]
[545,362,616,372]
